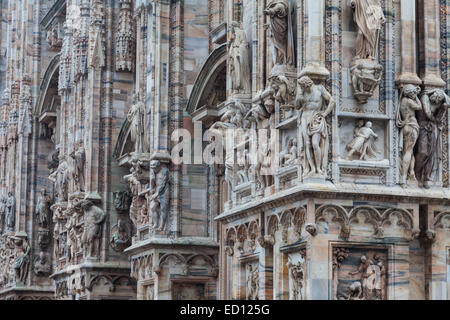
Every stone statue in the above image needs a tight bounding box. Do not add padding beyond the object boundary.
[12,237,30,283]
[77,200,106,258]
[349,0,385,103]
[33,252,51,276]
[264,0,295,66]
[396,85,422,186]
[49,160,69,202]
[0,196,6,233]
[287,259,304,300]
[297,76,335,177]
[350,0,385,60]
[229,21,251,95]
[127,93,148,154]
[149,160,170,231]
[5,192,16,231]
[346,121,379,161]
[349,255,378,300]
[415,89,450,188]
[35,190,52,228]
[70,141,86,193]
[280,137,298,167]
[246,264,259,300]
[65,206,78,263]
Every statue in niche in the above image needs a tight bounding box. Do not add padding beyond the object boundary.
[229,21,251,95]
[350,0,385,60]
[297,76,335,178]
[149,160,170,232]
[49,160,69,202]
[264,0,295,66]
[12,236,30,283]
[255,141,273,192]
[70,141,86,193]
[287,259,304,300]
[0,196,6,233]
[5,192,16,231]
[396,85,422,186]
[33,252,51,276]
[77,200,106,258]
[127,92,148,154]
[35,190,52,229]
[345,121,379,161]
[349,0,385,103]
[415,89,450,188]
[280,137,298,167]
[246,264,259,300]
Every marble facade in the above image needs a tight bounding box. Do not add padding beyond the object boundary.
[0,0,448,300]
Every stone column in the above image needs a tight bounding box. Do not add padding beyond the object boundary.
[299,0,329,80]
[396,0,422,86]
[418,0,445,89]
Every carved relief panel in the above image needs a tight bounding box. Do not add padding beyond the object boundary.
[173,283,206,300]
[333,246,387,300]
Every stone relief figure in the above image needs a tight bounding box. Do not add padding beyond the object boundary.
[229,21,251,95]
[149,160,170,232]
[264,0,295,66]
[65,206,78,263]
[349,255,384,300]
[0,196,6,233]
[297,76,335,178]
[35,190,52,229]
[245,90,275,128]
[396,85,422,186]
[12,236,30,283]
[287,259,304,300]
[113,190,132,212]
[70,141,86,193]
[349,0,385,103]
[246,264,259,300]
[350,0,385,60]
[255,141,273,192]
[5,192,16,231]
[33,252,51,276]
[110,218,132,252]
[415,89,450,188]
[269,74,296,109]
[345,121,379,161]
[280,137,298,167]
[77,200,106,258]
[127,92,148,154]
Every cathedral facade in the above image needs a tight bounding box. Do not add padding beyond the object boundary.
[0,0,449,300]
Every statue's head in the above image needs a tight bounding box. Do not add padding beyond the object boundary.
[361,255,367,263]
[430,89,446,104]
[403,84,419,99]
[366,121,372,128]
[150,160,161,169]
[298,76,314,90]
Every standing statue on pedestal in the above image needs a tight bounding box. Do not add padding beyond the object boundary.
[77,200,106,258]
[0,196,6,233]
[12,236,30,283]
[127,93,148,154]
[6,192,16,231]
[49,160,69,202]
[297,76,335,178]
[149,160,170,232]
[415,89,450,188]
[35,189,52,228]
[396,85,422,186]
[70,141,86,193]
[229,21,251,95]
[349,0,386,103]
[264,0,295,67]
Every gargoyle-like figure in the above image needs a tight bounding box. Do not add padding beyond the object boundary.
[297,76,335,177]
[229,21,251,95]
[415,89,450,188]
[149,160,170,232]
[396,85,422,186]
